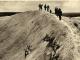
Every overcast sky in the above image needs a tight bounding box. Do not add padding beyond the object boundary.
[0,0,80,12]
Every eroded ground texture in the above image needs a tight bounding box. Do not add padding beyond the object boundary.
[0,11,80,60]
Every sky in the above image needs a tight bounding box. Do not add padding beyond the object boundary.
[0,0,80,13]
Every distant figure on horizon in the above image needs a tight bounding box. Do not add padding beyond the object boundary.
[55,7,58,16]
[50,9,52,13]
[39,3,43,11]
[47,5,50,12]
[58,8,62,20]
[44,4,47,11]
[55,7,62,20]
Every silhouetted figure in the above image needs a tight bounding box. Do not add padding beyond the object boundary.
[55,7,62,20]
[50,9,52,13]
[25,50,28,58]
[25,45,31,58]
[58,8,62,20]
[55,7,58,16]
[47,5,50,12]
[39,3,43,11]
[44,4,47,11]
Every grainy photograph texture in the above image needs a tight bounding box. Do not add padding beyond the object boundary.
[0,0,80,60]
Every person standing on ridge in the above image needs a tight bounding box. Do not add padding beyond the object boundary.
[39,3,43,11]
[55,7,58,16]
[44,4,47,11]
[50,9,52,13]
[47,5,50,12]
[54,7,62,20]
[58,8,62,20]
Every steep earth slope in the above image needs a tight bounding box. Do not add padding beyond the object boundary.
[0,11,80,60]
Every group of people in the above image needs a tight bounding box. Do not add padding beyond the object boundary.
[38,3,62,20]
[55,7,62,20]
[39,3,52,13]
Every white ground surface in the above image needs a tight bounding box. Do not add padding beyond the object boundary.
[0,11,80,60]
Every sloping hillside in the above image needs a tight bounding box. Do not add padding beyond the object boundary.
[0,11,80,60]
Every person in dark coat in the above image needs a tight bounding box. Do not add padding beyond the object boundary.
[44,4,47,11]
[54,7,62,20]
[58,8,62,20]
[50,9,52,13]
[55,7,58,16]
[39,3,43,11]
[47,5,50,12]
